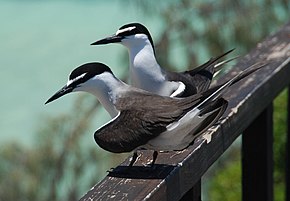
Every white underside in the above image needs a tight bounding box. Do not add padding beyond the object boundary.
[75,72,125,118]
[124,35,183,97]
[142,107,216,151]
[131,69,182,97]
[170,82,186,97]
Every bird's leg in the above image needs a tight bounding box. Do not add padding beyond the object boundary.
[129,150,138,167]
[150,151,158,167]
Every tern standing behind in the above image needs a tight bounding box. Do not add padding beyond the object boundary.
[91,23,235,97]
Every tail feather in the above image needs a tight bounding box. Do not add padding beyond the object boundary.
[229,62,267,86]
[181,48,236,94]
[194,98,228,134]
[214,56,240,73]
[187,48,235,76]
[197,62,267,110]
[187,62,266,145]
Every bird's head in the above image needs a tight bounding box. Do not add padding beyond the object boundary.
[45,62,114,104]
[91,23,155,52]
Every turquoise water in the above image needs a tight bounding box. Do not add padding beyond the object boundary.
[0,0,161,145]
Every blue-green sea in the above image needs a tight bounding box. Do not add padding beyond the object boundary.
[0,0,162,146]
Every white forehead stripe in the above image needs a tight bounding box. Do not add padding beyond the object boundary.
[67,73,86,86]
[116,26,136,35]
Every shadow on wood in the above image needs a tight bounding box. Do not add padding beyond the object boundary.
[108,164,176,179]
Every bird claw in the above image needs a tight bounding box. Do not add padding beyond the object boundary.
[106,167,115,173]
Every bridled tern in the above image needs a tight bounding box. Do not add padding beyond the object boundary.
[45,62,264,166]
[91,23,235,97]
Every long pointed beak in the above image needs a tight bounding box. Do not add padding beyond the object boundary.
[45,85,74,104]
[90,34,124,45]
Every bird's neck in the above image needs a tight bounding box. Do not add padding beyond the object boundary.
[126,41,166,91]
[83,74,127,118]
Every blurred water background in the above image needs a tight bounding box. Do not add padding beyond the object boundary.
[0,0,161,145]
[0,0,289,200]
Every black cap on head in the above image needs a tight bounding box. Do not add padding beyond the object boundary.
[117,23,154,49]
[45,62,112,104]
[69,62,112,81]
[91,22,155,52]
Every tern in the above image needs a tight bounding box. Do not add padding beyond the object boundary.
[45,62,264,166]
[91,22,235,97]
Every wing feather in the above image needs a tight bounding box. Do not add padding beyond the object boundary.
[166,49,235,96]
[94,62,265,153]
[94,91,202,153]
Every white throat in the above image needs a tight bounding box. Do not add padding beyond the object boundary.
[122,35,165,91]
[122,35,180,96]
[75,72,126,118]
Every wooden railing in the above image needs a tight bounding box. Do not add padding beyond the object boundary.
[80,21,290,201]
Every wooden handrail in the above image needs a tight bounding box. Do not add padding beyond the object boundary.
[80,21,290,201]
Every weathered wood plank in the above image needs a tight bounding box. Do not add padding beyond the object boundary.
[80,21,290,201]
[242,104,273,201]
[287,86,290,201]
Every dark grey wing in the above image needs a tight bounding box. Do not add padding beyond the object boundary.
[186,49,235,75]
[94,92,202,153]
[186,49,236,93]
[94,110,169,153]
[166,49,235,97]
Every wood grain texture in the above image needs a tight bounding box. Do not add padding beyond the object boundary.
[80,21,290,201]
[287,87,290,201]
